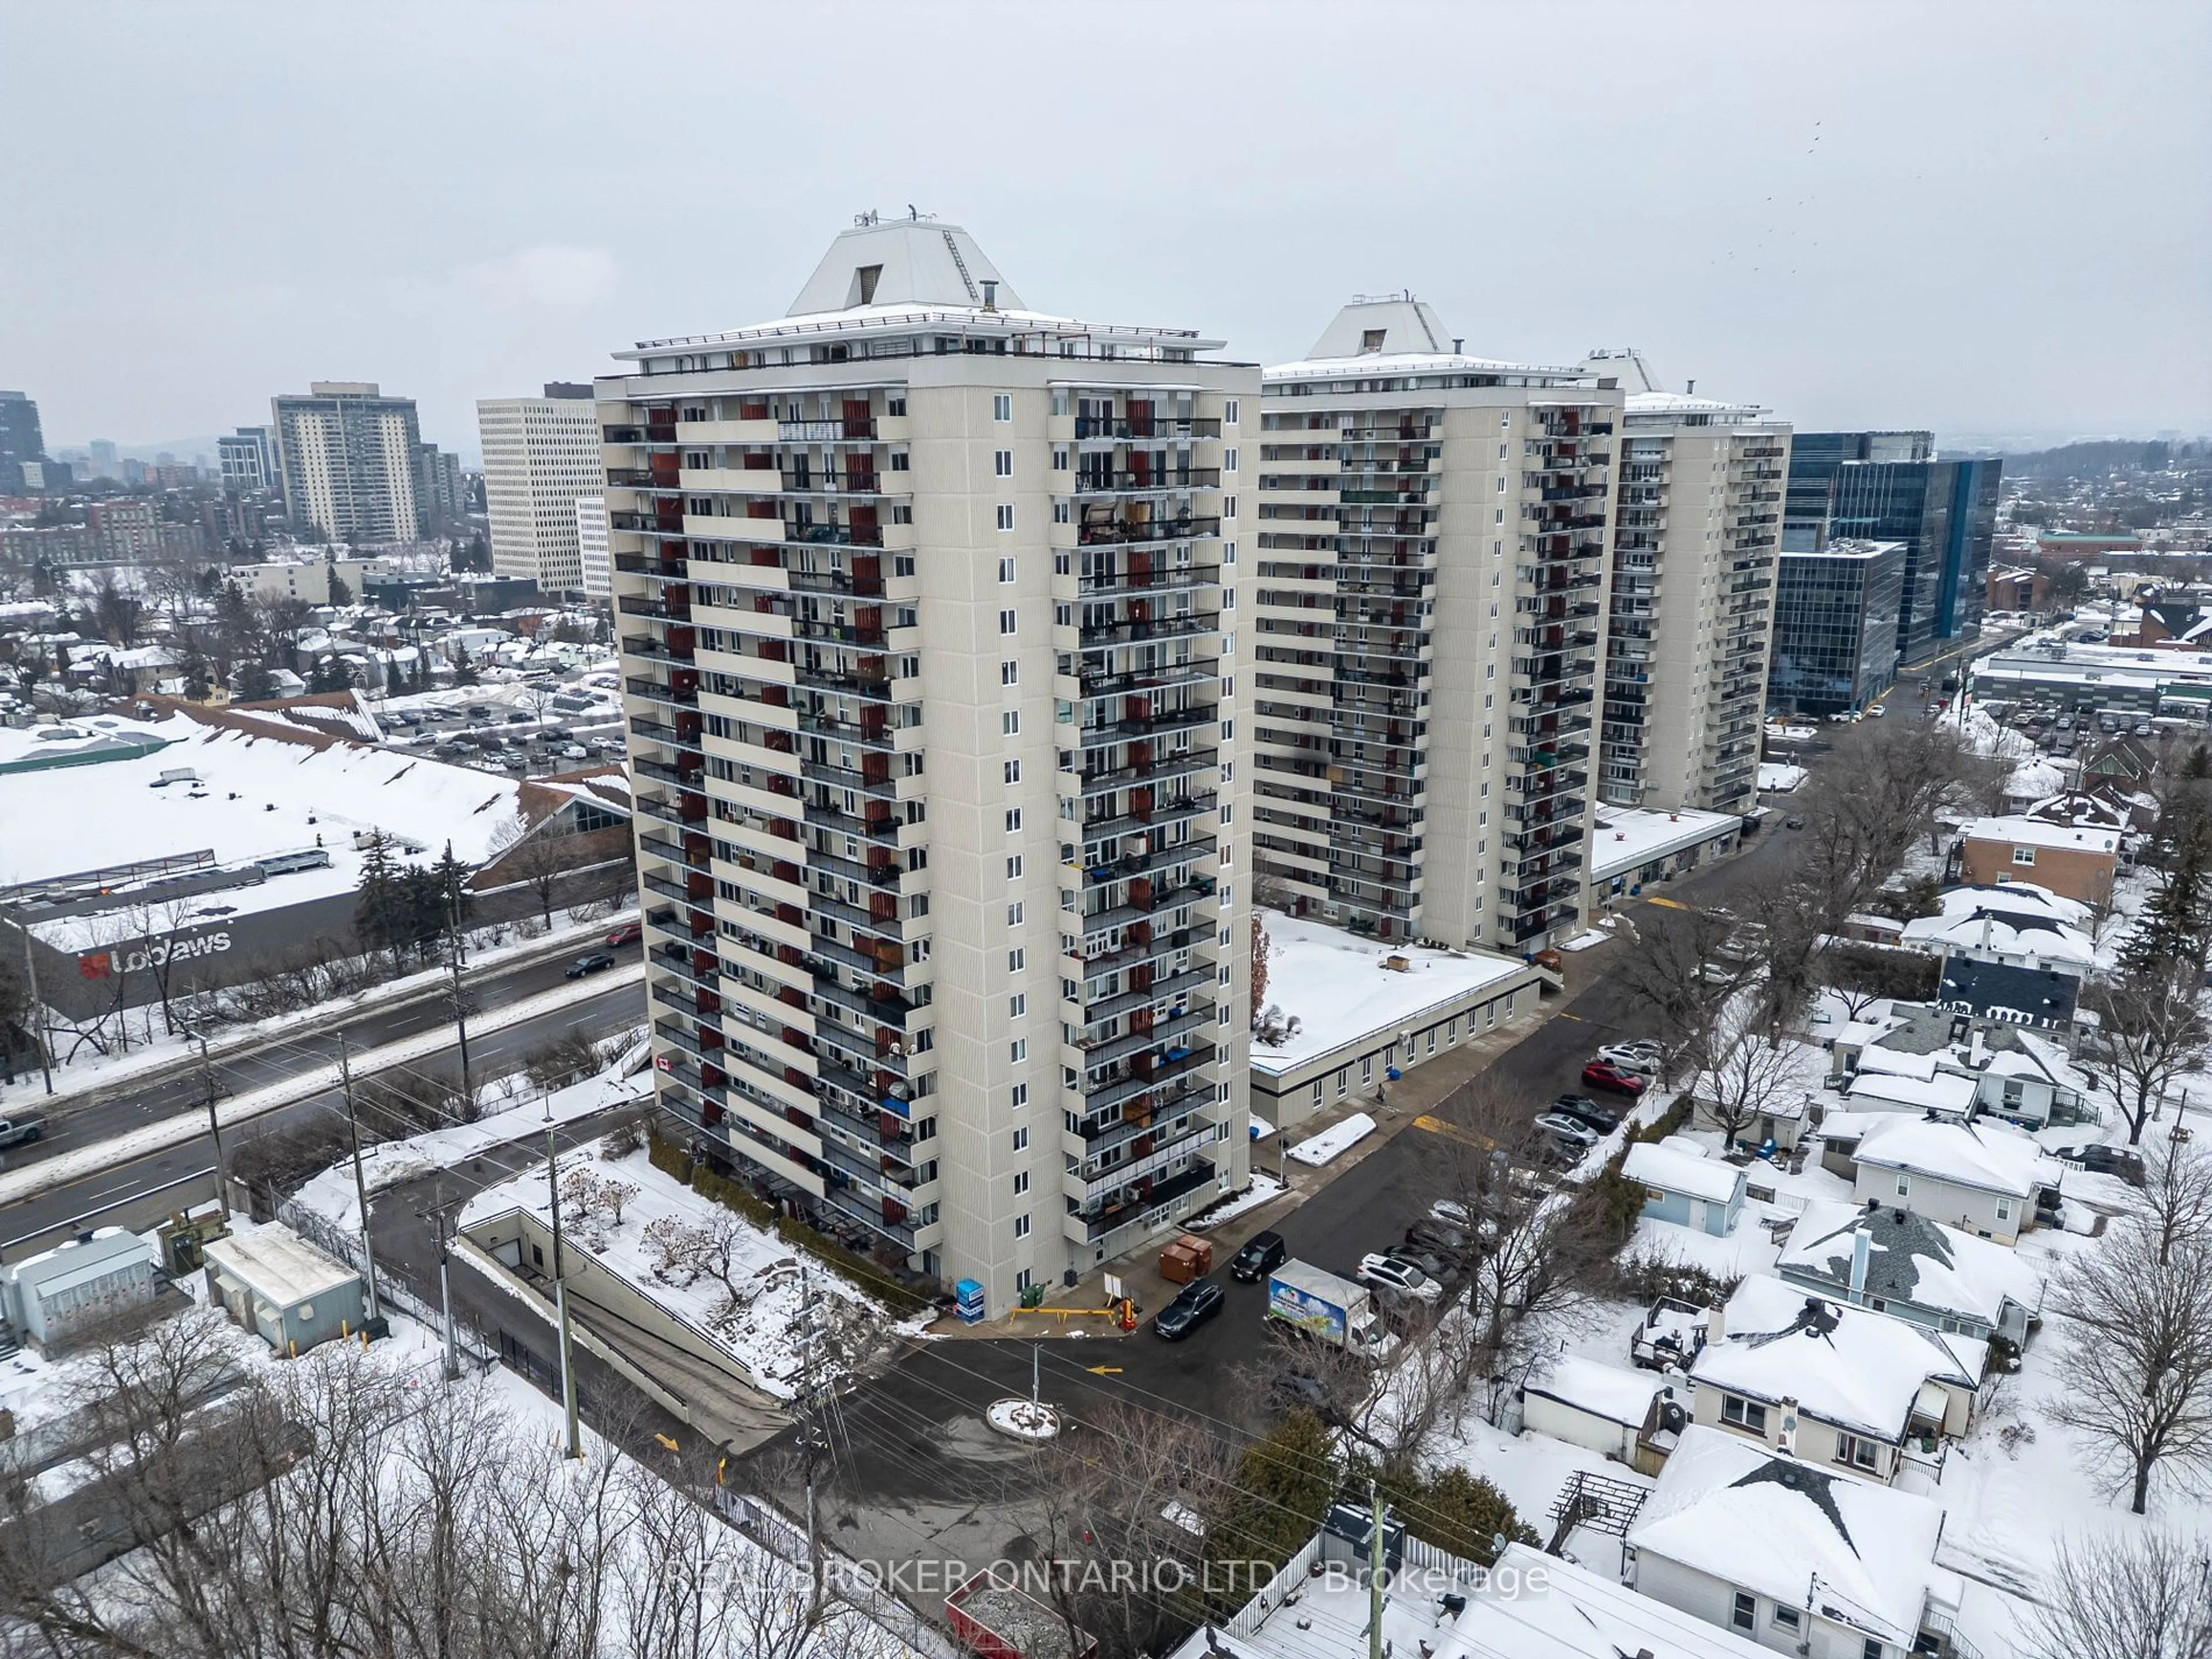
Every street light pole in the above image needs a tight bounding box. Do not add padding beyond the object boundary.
[17,926,52,1096]
[446,847,474,1110]
[191,1031,229,1215]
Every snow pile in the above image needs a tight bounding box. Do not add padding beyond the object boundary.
[1183,1171,1286,1230]
[1286,1112,1376,1168]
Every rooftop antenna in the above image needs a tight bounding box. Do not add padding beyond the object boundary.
[1687,378,1698,395]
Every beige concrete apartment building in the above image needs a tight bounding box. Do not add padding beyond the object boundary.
[1582,352,1790,816]
[600,218,1253,1313]
[1252,298,1624,952]
[479,385,603,596]
[269,382,423,545]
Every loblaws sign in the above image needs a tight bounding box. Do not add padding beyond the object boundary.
[77,929,233,979]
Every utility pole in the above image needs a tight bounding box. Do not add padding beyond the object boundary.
[546,1120,580,1459]
[17,925,52,1096]
[337,1035,382,1324]
[418,1187,461,1380]
[191,1031,229,1216]
[1368,1478,1385,1659]
[446,850,474,1109]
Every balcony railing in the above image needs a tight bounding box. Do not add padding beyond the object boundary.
[1078,515,1222,547]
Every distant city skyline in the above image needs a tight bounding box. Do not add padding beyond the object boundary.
[2,2,2206,450]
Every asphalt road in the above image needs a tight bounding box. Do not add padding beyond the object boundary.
[0,971,647,1248]
[744,813,1820,1551]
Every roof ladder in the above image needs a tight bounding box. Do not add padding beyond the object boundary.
[941,230,980,303]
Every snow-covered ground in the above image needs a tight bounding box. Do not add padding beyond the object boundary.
[459,1137,915,1400]
[1755,761,1808,793]
[1183,1171,1287,1231]
[1286,1112,1375,1168]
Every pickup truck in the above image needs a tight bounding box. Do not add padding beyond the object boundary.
[1266,1260,1388,1357]
[0,1115,48,1149]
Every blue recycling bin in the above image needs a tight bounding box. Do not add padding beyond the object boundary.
[954,1278,987,1324]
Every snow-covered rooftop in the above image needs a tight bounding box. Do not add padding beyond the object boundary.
[1588,806,1742,881]
[1961,815,2118,856]
[1626,1141,1745,1207]
[1692,1275,1980,1445]
[1248,911,1528,1076]
[1779,1199,2045,1327]
[1851,1116,2058,1198]
[1526,1355,1665,1428]
[1899,883,2096,968]
[1843,1070,1982,1116]
[203,1224,359,1306]
[1628,1426,1954,1648]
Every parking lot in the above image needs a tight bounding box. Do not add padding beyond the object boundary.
[373,676,627,778]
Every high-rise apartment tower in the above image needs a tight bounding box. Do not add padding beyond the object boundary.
[269,382,425,544]
[479,384,603,594]
[1252,299,1623,952]
[601,218,1253,1313]
[1581,352,1790,816]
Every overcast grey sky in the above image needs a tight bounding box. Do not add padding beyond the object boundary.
[2,1,2205,456]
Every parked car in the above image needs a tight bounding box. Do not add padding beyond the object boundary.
[2054,1145,2147,1187]
[0,1114,48,1149]
[565,952,618,979]
[1864,703,1886,718]
[1229,1230,1287,1283]
[1355,1255,1442,1302]
[1784,815,1805,830]
[605,920,643,948]
[1404,1217,1472,1256]
[1427,1198,1472,1231]
[1385,1247,1461,1287]
[1533,1111,1601,1150]
[1153,1279,1225,1340]
[1580,1061,1648,1096]
[1595,1042,1661,1075]
[1552,1094,1623,1134]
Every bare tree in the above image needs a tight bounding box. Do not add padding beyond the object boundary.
[1688,1031,1806,1153]
[2048,1211,2212,1513]
[490,810,573,925]
[1610,904,1747,1078]
[2137,1142,2212,1269]
[2023,1529,2212,1659]
[2084,964,2212,1146]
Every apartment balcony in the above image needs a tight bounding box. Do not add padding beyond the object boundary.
[630,715,705,757]
[1073,467,1222,495]
[1078,701,1217,749]
[1077,1004,1214,1071]
[1078,661,1217,703]
[1072,1107,1211,1177]
[1082,789,1219,844]
[1078,562,1222,596]
[785,565,889,600]
[1073,416,1222,441]
[1085,1044,1217,1118]
[821,1186,915,1250]
[626,673,700,714]
[1068,1158,1217,1244]
[1078,610,1221,649]
[1082,835,1218,888]
[794,664,896,703]
[777,417,875,442]
[618,594,692,623]
[775,471,884,496]
[1078,964,1215,1029]
[1079,747,1216,797]
[1082,876,1215,942]
[1077,514,1222,547]
[1078,924,1211,982]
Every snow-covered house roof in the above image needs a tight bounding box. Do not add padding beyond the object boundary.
[1626,1141,1747,1207]
[1898,884,2097,969]
[1691,1275,1981,1445]
[1525,1356,1665,1429]
[1843,1071,1982,1116]
[1628,1426,1955,1650]
[1779,1199,2046,1328]
[1959,815,2119,858]
[1851,1116,2058,1199]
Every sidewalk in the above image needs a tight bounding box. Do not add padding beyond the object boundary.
[942,992,1563,1340]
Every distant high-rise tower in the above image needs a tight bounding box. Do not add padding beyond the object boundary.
[1581,351,1791,817]
[478,384,601,595]
[269,382,427,544]
[601,218,1253,1315]
[0,392,47,491]
[218,425,279,493]
[575,494,611,606]
[1253,299,1624,951]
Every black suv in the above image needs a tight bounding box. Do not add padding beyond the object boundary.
[1154,1280,1225,1340]
[1229,1231,1287,1282]
[1552,1094,1623,1134]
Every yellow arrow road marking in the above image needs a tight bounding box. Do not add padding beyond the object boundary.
[1084,1365,1123,1376]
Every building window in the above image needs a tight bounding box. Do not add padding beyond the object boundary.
[1995,1198,2013,1222]
[1732,1593,1755,1634]
[1720,1395,1767,1434]
[1014,1213,1030,1239]
[1007,901,1025,926]
[1002,660,1019,686]
[993,394,1012,422]
[1863,1640,1884,1659]
[1835,1435,1881,1471]
[998,557,1017,584]
[2013,846,2035,865]
[1223,494,1237,519]
[1005,758,1022,784]
[1013,1171,1029,1196]
[1012,1082,1029,1109]
[1054,499,1071,523]
[1896,1174,1911,1198]
[1224,399,1240,425]
[997,503,1016,532]
[995,449,1013,478]
[1224,447,1238,474]
[1003,710,1021,736]
[1772,1605,1801,1633]
[1006,806,1024,831]
[1006,855,1023,881]
[1009,947,1025,972]
[1010,1039,1028,1063]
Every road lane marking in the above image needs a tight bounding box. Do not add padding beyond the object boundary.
[1645,896,1692,911]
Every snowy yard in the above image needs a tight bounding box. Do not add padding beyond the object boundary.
[460,1138,915,1400]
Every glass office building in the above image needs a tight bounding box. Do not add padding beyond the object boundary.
[1768,539,1906,715]
[1783,433,2001,666]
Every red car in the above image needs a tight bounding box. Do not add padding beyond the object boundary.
[1581,1060,1647,1096]
[604,919,643,948]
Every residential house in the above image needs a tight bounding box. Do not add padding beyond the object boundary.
[1848,1116,2059,1245]
[1683,1035,1827,1153]
[1832,999,2093,1127]
[1956,815,2119,908]
[1627,1141,1749,1236]
[1779,1198,2044,1347]
[1689,1274,1982,1483]
[1627,1425,1973,1659]
[1176,1528,1777,1659]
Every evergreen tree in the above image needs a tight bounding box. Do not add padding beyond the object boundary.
[411,652,430,692]
[431,841,473,940]
[385,657,405,696]
[2126,821,2212,979]
[353,835,412,964]
[234,661,275,701]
